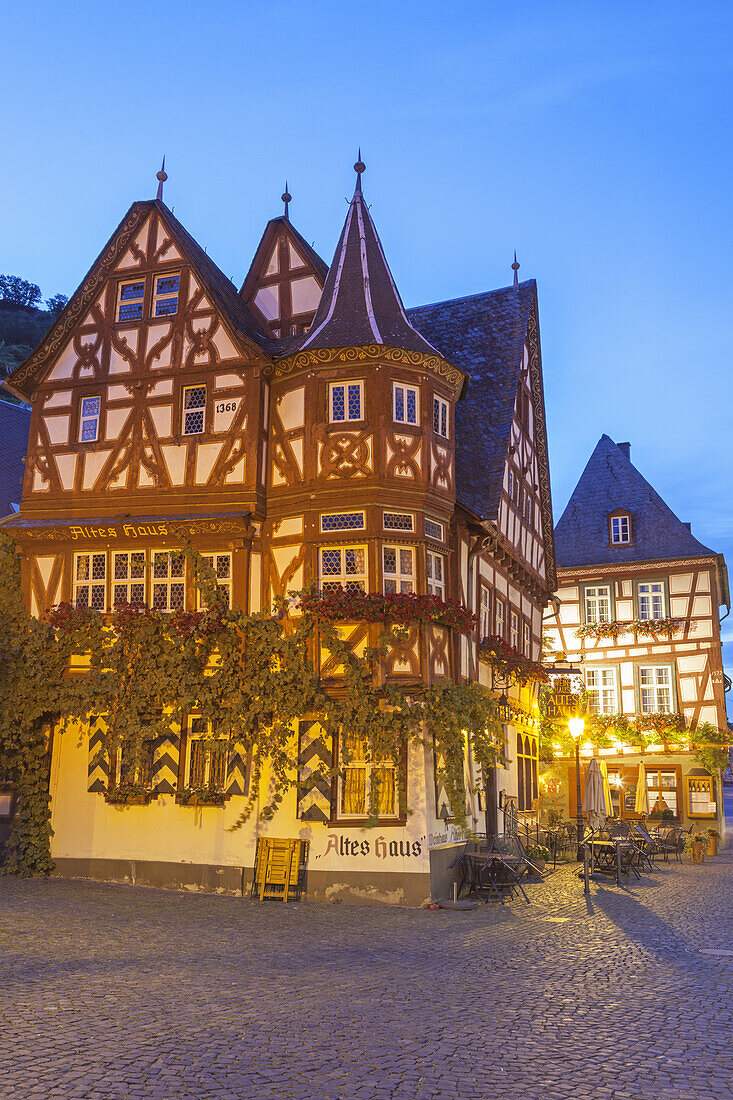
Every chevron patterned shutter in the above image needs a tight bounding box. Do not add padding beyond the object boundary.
[87,715,110,792]
[297,721,333,822]
[151,730,181,794]
[226,745,250,796]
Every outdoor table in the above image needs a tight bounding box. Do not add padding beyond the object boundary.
[588,839,641,884]
[465,852,530,905]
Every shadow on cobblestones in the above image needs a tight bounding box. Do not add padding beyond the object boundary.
[1,860,733,1099]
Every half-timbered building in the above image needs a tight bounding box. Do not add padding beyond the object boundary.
[2,163,556,904]
[544,435,729,834]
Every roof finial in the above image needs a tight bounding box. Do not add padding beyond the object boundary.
[511,250,520,287]
[354,149,366,193]
[156,155,168,202]
[282,181,292,220]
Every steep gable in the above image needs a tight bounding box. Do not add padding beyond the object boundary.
[240,215,327,338]
[555,435,716,569]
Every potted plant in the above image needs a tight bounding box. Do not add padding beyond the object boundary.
[176,786,227,807]
[104,783,155,806]
[705,829,720,857]
[688,832,707,864]
[527,843,550,874]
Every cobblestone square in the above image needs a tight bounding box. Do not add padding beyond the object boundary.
[2,840,733,1099]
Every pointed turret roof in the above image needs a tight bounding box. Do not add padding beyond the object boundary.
[555,435,717,569]
[295,164,440,356]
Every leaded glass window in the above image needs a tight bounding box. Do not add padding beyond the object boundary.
[329,381,363,422]
[424,518,443,542]
[383,512,414,532]
[113,551,146,607]
[321,512,366,532]
[393,383,419,426]
[433,395,449,438]
[319,546,368,594]
[74,552,107,611]
[383,545,415,594]
[117,280,145,323]
[182,386,206,435]
[79,396,101,442]
[152,551,185,611]
[198,553,232,609]
[153,272,180,317]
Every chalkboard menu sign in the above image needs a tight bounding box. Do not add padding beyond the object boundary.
[623,785,638,815]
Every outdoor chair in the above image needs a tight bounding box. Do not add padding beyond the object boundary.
[633,823,664,867]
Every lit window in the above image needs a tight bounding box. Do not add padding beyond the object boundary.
[383,545,415,594]
[182,386,206,435]
[639,666,672,713]
[433,395,449,438]
[383,512,414,532]
[523,621,531,657]
[480,587,492,639]
[152,551,186,612]
[610,515,631,544]
[340,733,397,819]
[424,518,443,542]
[117,280,145,323]
[495,599,505,638]
[187,717,228,791]
[393,383,419,426]
[510,610,520,650]
[79,396,101,442]
[638,582,665,621]
[426,550,445,599]
[319,545,368,594]
[329,381,363,422]
[198,553,232,609]
[585,668,617,714]
[646,769,678,816]
[112,551,146,607]
[585,584,611,624]
[321,512,366,532]
[74,552,107,611]
[516,734,538,812]
[153,272,180,317]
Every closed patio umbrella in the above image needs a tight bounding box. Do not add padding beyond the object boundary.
[635,761,651,817]
[599,759,614,818]
[582,757,608,831]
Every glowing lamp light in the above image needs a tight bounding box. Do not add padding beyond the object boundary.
[568,716,585,741]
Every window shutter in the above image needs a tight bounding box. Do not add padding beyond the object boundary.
[87,715,110,792]
[226,745,250,796]
[297,721,333,822]
[151,728,180,794]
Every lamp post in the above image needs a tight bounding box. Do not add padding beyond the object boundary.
[568,715,585,861]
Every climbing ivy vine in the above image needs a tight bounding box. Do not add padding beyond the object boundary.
[0,536,503,875]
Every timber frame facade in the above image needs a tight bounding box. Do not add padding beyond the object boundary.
[544,435,730,834]
[3,166,557,904]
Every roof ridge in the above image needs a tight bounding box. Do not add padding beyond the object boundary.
[408,279,536,314]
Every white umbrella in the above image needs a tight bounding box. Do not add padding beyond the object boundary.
[582,757,608,832]
[635,761,651,817]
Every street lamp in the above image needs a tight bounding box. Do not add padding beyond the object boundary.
[568,716,585,860]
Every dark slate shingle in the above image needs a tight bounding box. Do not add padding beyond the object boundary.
[0,400,30,516]
[554,434,715,569]
[408,282,534,521]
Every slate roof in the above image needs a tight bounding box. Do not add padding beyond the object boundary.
[554,434,716,569]
[0,400,30,516]
[291,174,439,357]
[408,282,535,521]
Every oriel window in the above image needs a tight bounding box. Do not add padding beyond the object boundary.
[319,545,368,594]
[329,381,363,423]
[152,551,186,611]
[113,551,146,607]
[79,396,101,442]
[393,383,419,426]
[426,550,445,599]
[433,395,449,438]
[182,386,206,435]
[197,553,233,609]
[383,545,416,594]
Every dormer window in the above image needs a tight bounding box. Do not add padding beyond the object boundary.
[610,514,631,544]
[117,279,145,323]
[153,273,180,317]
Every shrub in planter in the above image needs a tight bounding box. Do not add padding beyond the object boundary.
[706,828,720,857]
[527,843,550,873]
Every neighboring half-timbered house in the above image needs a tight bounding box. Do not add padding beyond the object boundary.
[544,436,729,834]
[2,164,556,904]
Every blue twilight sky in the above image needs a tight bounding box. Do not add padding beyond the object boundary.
[3,1,733,703]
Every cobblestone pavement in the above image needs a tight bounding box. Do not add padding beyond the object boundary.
[2,849,733,1100]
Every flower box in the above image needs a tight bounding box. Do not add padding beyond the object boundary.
[176,789,227,807]
[104,788,156,806]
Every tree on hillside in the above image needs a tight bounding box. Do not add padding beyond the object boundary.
[0,275,42,308]
[45,294,68,317]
